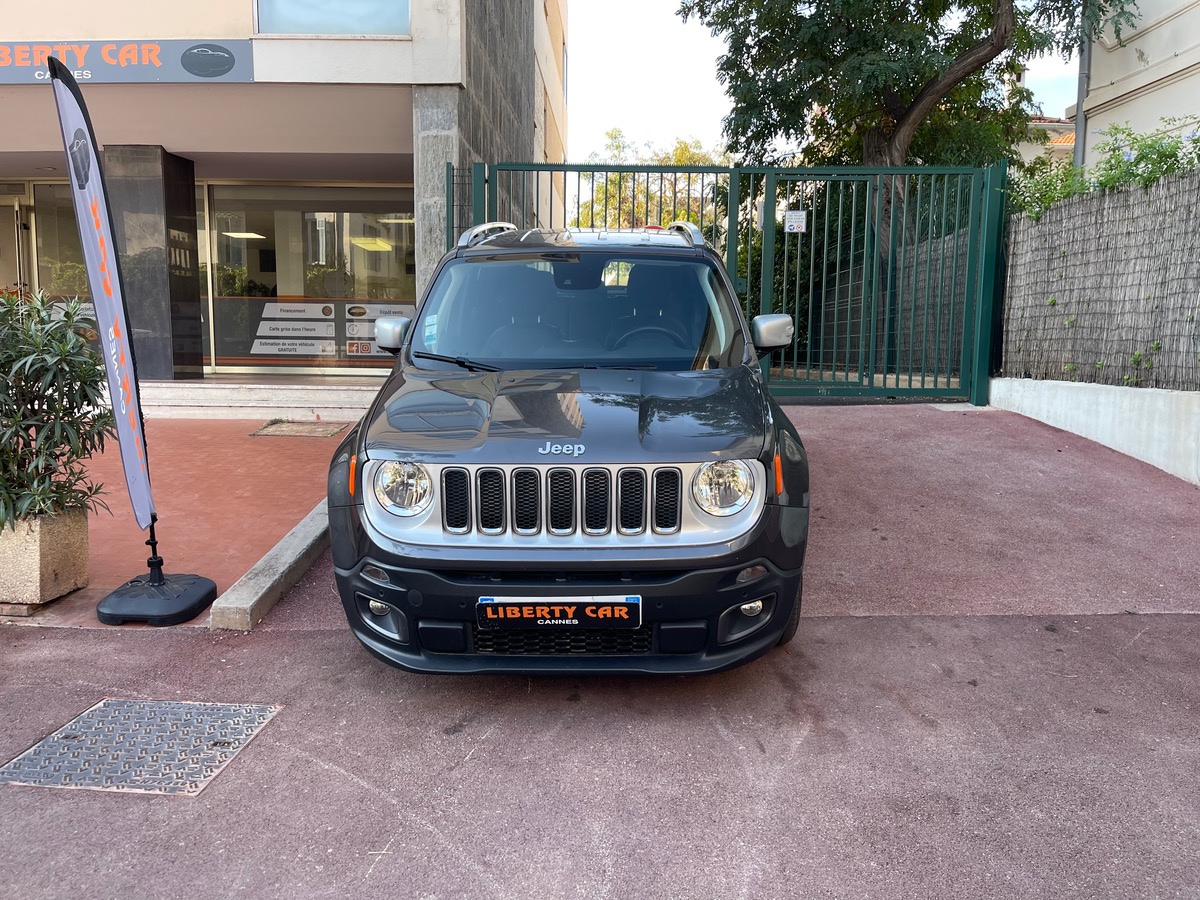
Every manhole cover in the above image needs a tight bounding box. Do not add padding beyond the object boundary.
[0,698,281,796]
[252,421,346,437]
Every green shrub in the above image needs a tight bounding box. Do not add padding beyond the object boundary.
[1011,116,1200,219]
[0,290,115,529]
[1010,156,1089,220]
[1091,119,1200,191]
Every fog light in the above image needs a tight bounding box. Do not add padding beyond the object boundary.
[368,599,390,616]
[736,565,768,584]
[739,599,764,616]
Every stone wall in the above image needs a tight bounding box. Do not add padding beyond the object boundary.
[412,1,536,295]
[460,0,535,169]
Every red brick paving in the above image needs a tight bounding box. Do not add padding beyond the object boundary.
[1,418,347,629]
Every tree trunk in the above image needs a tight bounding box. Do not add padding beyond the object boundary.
[864,0,1017,170]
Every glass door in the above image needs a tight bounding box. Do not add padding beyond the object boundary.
[2,198,33,295]
[32,184,90,307]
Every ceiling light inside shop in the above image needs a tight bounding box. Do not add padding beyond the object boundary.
[350,237,395,252]
[378,217,414,224]
[222,232,267,240]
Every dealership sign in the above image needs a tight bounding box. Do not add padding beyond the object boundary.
[1,40,252,83]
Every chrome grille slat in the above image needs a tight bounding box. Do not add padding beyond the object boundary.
[618,469,646,534]
[582,469,611,534]
[547,468,575,534]
[652,469,682,533]
[442,468,471,533]
[512,469,540,534]
[476,469,506,534]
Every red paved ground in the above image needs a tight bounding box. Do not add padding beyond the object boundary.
[1,418,347,628]
[791,404,1200,617]
[2,404,1199,899]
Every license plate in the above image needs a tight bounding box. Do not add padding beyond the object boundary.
[476,595,642,629]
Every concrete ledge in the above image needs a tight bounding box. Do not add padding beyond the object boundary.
[990,378,1200,485]
[209,500,329,631]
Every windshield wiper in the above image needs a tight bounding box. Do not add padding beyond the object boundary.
[411,351,501,372]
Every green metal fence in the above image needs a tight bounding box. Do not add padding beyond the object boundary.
[447,161,1007,404]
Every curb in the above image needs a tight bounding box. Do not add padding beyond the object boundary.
[209,500,328,632]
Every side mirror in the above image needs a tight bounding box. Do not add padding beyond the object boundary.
[374,316,411,354]
[750,314,794,350]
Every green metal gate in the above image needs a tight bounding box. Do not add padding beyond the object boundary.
[446,160,1007,404]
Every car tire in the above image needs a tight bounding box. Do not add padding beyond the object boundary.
[777,575,803,646]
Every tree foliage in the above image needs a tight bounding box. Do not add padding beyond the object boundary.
[572,129,730,230]
[678,0,1140,167]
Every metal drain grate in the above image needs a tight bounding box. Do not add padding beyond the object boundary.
[0,698,281,796]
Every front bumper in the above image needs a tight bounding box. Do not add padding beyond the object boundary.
[330,504,807,675]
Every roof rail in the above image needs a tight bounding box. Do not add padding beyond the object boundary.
[667,221,706,247]
[457,221,517,248]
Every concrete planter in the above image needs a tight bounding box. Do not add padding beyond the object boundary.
[0,509,89,616]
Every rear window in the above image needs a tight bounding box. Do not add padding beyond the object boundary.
[413,253,745,371]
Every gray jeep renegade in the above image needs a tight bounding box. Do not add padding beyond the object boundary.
[327,221,810,674]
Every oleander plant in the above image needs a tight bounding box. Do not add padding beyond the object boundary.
[0,289,114,530]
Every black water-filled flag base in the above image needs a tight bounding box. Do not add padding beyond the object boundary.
[97,573,217,626]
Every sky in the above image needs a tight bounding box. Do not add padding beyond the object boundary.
[565,0,1078,162]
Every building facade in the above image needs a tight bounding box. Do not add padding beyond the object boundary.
[1075,0,1200,165]
[1,0,567,379]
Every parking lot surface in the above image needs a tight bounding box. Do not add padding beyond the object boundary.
[2,404,1197,899]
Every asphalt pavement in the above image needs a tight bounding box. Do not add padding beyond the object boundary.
[1,403,1197,900]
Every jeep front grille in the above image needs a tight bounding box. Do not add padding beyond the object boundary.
[441,465,681,537]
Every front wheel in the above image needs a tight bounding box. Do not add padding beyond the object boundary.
[777,575,803,646]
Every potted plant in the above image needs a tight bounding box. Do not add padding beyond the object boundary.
[0,289,115,615]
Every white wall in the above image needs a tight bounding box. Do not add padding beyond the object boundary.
[1082,0,1200,165]
[990,378,1200,486]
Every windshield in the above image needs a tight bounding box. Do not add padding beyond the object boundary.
[410,252,747,371]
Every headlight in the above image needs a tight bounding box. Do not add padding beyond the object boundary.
[692,460,754,516]
[374,461,433,516]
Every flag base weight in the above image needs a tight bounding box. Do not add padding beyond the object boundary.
[97,572,217,626]
[95,518,216,626]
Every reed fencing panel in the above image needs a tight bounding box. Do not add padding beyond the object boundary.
[1002,170,1200,390]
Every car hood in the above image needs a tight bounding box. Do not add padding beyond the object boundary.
[361,366,769,465]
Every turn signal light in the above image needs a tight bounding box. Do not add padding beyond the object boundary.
[735,565,768,584]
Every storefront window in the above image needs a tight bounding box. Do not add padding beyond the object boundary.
[206,184,415,370]
[33,184,90,303]
[258,0,411,35]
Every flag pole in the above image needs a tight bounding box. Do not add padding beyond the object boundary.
[48,58,216,626]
